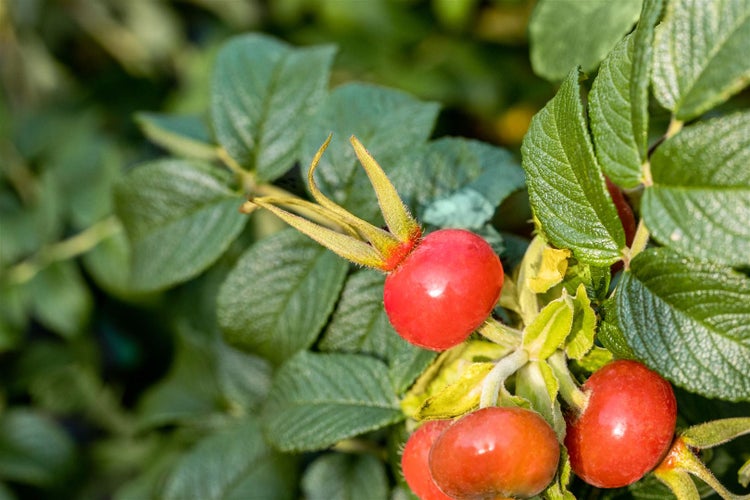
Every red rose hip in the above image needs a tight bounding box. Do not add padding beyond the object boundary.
[564,359,677,488]
[429,407,560,499]
[401,420,453,500]
[383,229,504,351]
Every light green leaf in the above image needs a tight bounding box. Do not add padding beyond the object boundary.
[515,361,565,437]
[565,284,597,360]
[529,0,643,81]
[28,261,92,338]
[115,159,246,291]
[211,34,336,181]
[0,409,76,487]
[652,0,750,121]
[302,83,439,223]
[136,112,217,160]
[302,453,388,500]
[217,229,348,364]
[162,417,296,500]
[643,112,750,267]
[521,69,626,266]
[680,417,750,449]
[617,248,750,401]
[523,294,574,361]
[262,352,403,452]
[318,269,431,393]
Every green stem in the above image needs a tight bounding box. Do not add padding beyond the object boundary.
[547,351,588,412]
[665,117,684,140]
[623,217,651,270]
[479,349,529,409]
[3,216,121,285]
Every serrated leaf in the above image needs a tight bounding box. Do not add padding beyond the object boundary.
[302,453,388,500]
[318,269,432,393]
[523,295,574,361]
[589,35,645,188]
[136,112,217,160]
[162,417,296,500]
[643,112,750,267]
[617,248,750,401]
[115,159,246,291]
[0,409,76,487]
[211,34,335,181]
[217,229,348,364]
[597,298,637,360]
[521,69,626,266]
[262,352,403,452]
[529,0,643,81]
[652,0,750,120]
[302,83,439,222]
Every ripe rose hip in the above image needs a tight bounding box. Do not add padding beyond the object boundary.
[429,407,560,499]
[401,420,453,500]
[383,229,504,351]
[565,359,677,488]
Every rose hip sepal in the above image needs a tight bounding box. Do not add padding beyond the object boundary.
[384,228,504,351]
[564,359,677,489]
[401,420,454,500]
[429,406,560,499]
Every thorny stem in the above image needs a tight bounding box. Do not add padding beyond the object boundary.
[479,349,529,409]
[3,216,122,285]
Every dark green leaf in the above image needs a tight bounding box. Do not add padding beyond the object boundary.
[521,69,625,266]
[617,248,750,401]
[0,409,76,487]
[211,34,336,181]
[82,226,136,298]
[529,0,642,81]
[115,159,246,291]
[214,340,272,412]
[136,112,217,160]
[302,82,439,222]
[643,112,750,267]
[262,352,403,452]
[302,453,388,500]
[652,0,750,120]
[162,417,297,500]
[597,298,636,360]
[218,229,348,364]
[29,261,92,338]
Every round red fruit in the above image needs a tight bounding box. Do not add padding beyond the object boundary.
[565,359,677,488]
[429,407,560,499]
[401,420,453,500]
[383,229,504,351]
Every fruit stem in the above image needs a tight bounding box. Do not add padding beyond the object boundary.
[547,351,588,412]
[479,349,529,408]
[656,438,750,500]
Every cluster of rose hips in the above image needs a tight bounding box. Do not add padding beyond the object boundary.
[401,359,677,499]
[246,136,743,499]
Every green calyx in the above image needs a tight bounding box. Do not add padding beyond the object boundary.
[242,134,421,271]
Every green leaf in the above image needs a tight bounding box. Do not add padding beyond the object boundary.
[652,0,750,120]
[515,361,565,437]
[211,34,336,181]
[529,0,643,81]
[302,83,439,222]
[617,248,750,401]
[643,112,750,267]
[302,453,388,500]
[597,297,637,360]
[82,226,136,298]
[214,340,272,412]
[115,159,246,291]
[565,284,597,360]
[589,34,644,188]
[136,112,218,160]
[521,69,626,266]
[162,417,297,500]
[523,294,574,361]
[0,409,76,487]
[218,229,348,364]
[262,351,403,452]
[28,261,92,338]
[680,417,750,449]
